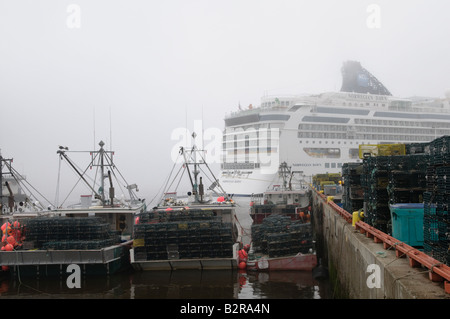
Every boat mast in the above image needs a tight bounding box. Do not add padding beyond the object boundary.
[100,140,105,204]
[181,132,207,203]
[181,146,195,199]
[279,162,292,191]
[0,155,14,213]
[192,132,201,202]
[57,141,136,208]
[57,144,105,205]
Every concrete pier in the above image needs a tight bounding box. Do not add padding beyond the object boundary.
[312,191,450,299]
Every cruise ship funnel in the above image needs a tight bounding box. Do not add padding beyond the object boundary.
[340,60,392,96]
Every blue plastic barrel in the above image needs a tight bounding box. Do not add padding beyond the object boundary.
[389,203,424,247]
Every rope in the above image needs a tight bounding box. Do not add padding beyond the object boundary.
[147,152,182,206]
[14,248,63,298]
[5,162,54,209]
[59,151,100,207]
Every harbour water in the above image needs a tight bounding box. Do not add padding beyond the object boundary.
[0,197,333,299]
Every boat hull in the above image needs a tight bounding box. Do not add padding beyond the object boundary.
[246,253,317,271]
[0,241,132,276]
[129,243,240,271]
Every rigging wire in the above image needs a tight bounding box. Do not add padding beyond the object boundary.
[55,155,62,208]
[58,151,100,207]
[147,151,182,207]
[4,161,54,209]
[157,163,185,205]
[102,152,139,202]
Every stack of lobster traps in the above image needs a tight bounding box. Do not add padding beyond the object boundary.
[343,144,429,235]
[133,209,233,261]
[22,216,121,250]
[423,136,450,265]
[341,162,364,215]
[250,214,313,258]
[339,138,450,265]
[386,154,429,205]
[361,156,391,233]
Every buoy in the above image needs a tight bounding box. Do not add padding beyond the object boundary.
[15,230,21,241]
[1,266,9,271]
[217,196,225,202]
[165,207,173,212]
[6,236,16,246]
[5,244,13,251]
[239,249,248,262]
[135,216,140,224]
[1,222,11,234]
[238,261,247,270]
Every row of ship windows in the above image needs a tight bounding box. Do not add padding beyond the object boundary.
[353,119,450,128]
[298,132,432,142]
[223,123,284,134]
[303,147,359,159]
[261,101,292,108]
[325,162,344,169]
[342,102,386,108]
[299,124,450,134]
[223,141,277,148]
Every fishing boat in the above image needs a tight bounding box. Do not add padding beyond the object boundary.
[130,133,242,270]
[51,141,146,240]
[0,141,146,276]
[246,162,317,271]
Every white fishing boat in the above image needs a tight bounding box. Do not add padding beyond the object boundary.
[0,141,146,276]
[130,133,242,271]
[51,141,146,240]
[247,162,317,271]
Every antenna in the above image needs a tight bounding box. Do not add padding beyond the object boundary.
[185,106,188,147]
[109,107,113,151]
[93,107,96,151]
[201,106,204,151]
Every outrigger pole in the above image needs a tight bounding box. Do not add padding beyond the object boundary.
[57,148,103,204]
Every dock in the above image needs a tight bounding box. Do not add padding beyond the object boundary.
[312,163,450,298]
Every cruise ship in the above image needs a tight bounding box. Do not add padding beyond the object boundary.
[220,61,450,196]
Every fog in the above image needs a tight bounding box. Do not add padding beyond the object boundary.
[1,0,449,206]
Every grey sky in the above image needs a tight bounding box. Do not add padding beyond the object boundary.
[1,0,449,205]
